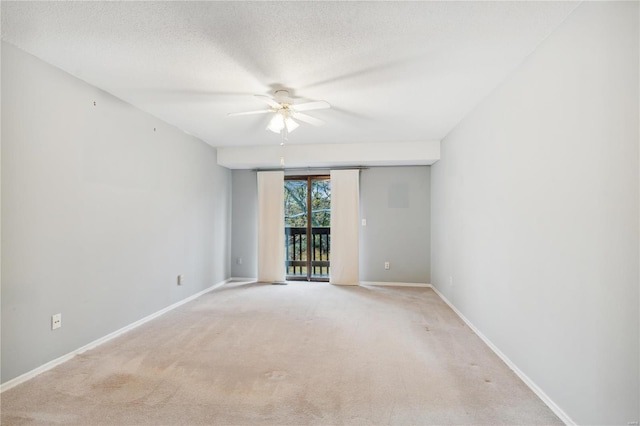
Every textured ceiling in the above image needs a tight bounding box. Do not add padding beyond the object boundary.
[1,1,579,147]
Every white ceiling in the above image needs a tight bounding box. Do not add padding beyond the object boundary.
[1,1,579,148]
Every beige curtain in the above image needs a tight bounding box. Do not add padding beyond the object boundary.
[330,169,360,285]
[257,171,285,283]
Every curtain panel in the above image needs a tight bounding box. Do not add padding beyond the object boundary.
[330,169,360,285]
[257,171,285,283]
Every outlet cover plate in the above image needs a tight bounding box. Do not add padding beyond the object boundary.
[52,313,61,330]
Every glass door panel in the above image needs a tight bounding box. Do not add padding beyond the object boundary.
[284,176,330,281]
[284,179,308,279]
[310,179,330,279]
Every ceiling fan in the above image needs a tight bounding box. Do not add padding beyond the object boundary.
[228,89,330,137]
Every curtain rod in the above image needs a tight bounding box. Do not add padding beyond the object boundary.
[252,166,369,172]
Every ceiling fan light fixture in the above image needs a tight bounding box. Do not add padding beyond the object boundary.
[267,113,285,133]
[240,89,330,137]
[285,117,299,133]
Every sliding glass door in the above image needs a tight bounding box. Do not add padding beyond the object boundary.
[284,176,331,281]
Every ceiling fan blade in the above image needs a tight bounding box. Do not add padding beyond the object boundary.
[290,100,330,112]
[292,112,325,127]
[227,109,273,117]
[255,95,283,109]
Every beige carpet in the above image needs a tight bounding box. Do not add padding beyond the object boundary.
[1,281,562,425]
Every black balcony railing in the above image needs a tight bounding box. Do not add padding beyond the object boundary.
[285,227,330,278]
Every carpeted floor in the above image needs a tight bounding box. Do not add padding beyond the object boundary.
[1,281,562,425]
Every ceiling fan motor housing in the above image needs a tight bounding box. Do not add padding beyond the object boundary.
[274,89,292,105]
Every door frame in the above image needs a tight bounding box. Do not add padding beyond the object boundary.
[285,175,330,282]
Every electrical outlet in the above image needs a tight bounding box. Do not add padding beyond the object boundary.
[52,313,61,330]
[449,276,453,286]
[237,257,243,265]
[362,219,367,226]
[384,261,390,270]
[177,275,184,286]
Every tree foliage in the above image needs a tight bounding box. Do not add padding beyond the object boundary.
[284,178,330,227]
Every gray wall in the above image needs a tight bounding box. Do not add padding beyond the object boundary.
[360,166,430,283]
[431,2,638,424]
[231,169,258,278]
[230,166,430,284]
[1,43,231,383]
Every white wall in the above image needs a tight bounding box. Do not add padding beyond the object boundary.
[360,166,430,284]
[1,42,231,383]
[431,2,639,424]
[231,169,258,278]
[230,166,430,283]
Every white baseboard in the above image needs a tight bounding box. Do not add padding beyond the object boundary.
[360,281,431,288]
[229,277,257,283]
[0,278,231,394]
[429,285,575,426]
[228,279,431,288]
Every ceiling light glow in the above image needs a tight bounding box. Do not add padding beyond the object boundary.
[267,114,285,133]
